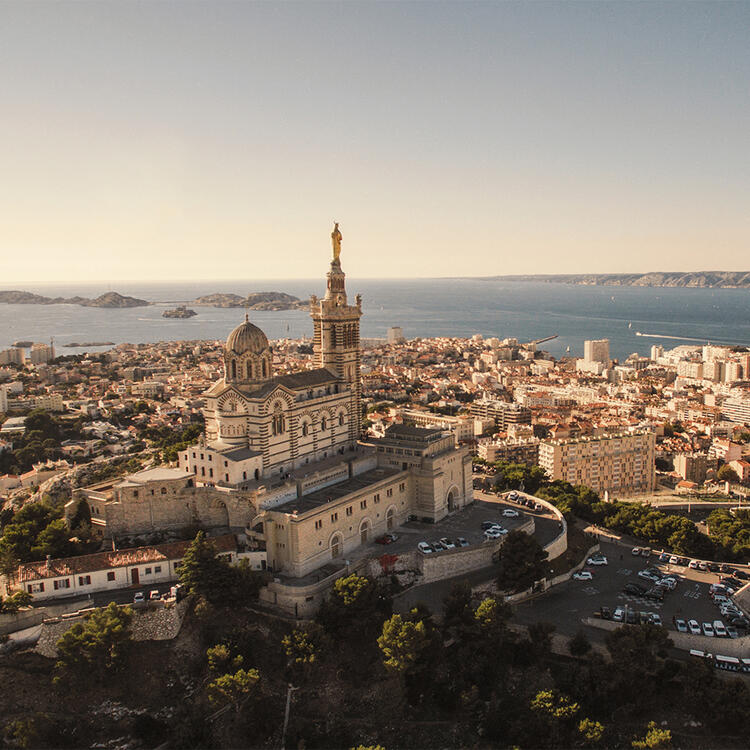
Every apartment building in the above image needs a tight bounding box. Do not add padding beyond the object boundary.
[538,430,656,496]
[470,399,531,429]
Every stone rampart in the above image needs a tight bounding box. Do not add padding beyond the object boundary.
[33,599,189,658]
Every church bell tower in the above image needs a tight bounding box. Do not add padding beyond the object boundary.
[310,223,362,441]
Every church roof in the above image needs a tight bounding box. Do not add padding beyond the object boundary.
[225,316,270,356]
[243,368,340,399]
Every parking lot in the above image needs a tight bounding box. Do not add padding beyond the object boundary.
[367,498,531,559]
[514,540,749,648]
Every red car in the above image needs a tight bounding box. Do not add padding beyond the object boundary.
[376,533,398,545]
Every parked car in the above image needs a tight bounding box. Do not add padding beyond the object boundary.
[573,571,593,581]
[432,540,446,551]
[720,564,736,574]
[659,553,670,563]
[624,583,646,596]
[439,537,456,550]
[133,592,146,604]
[502,508,519,518]
[638,570,661,582]
[417,542,433,554]
[376,533,398,545]
[644,587,664,601]
[457,537,470,547]
[689,560,700,569]
[702,622,715,637]
[481,520,499,530]
[149,590,161,601]
[656,577,676,590]
[669,555,680,565]
[649,613,662,627]
[587,555,608,566]
[508,491,519,501]
[713,620,728,637]
[484,529,503,540]
[675,618,688,633]
[725,626,740,639]
[688,619,701,635]
[733,569,749,580]
[641,548,651,557]
[600,606,612,620]
[612,606,625,622]
[632,547,642,556]
[706,562,720,572]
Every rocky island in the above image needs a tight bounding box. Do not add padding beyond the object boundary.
[162,306,197,319]
[472,271,750,288]
[0,290,149,307]
[191,291,307,310]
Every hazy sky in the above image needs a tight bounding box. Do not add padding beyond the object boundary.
[1,1,748,282]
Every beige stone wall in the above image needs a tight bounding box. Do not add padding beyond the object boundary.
[101,487,256,538]
[265,471,410,576]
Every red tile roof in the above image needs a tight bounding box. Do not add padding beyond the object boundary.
[17,534,237,581]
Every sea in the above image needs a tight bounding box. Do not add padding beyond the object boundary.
[1,279,750,361]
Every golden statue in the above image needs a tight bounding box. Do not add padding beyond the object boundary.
[331,222,342,262]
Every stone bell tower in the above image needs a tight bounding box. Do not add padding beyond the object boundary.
[310,223,363,441]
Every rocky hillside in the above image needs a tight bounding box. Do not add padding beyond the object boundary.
[0,290,149,307]
[192,291,306,310]
[476,271,750,288]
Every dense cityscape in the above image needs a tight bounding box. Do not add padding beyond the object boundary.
[0,234,748,748]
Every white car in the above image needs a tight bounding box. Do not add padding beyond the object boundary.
[688,619,701,635]
[417,542,433,554]
[689,560,701,569]
[439,537,456,550]
[484,529,503,540]
[713,620,728,637]
[573,571,593,581]
[587,556,608,566]
[702,622,715,637]
[502,509,519,518]
[638,570,661,582]
[656,577,676,590]
[669,555,679,565]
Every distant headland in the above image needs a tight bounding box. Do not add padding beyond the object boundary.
[469,271,750,288]
[191,291,307,310]
[0,290,149,307]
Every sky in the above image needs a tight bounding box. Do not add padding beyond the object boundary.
[1,1,748,282]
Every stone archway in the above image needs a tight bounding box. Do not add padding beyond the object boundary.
[359,519,371,545]
[330,533,343,559]
[447,486,459,513]
[386,506,396,531]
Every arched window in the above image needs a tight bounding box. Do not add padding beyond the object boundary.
[331,534,342,559]
[231,360,237,379]
[302,423,308,437]
[338,412,344,427]
[262,359,268,378]
[161,487,167,495]
[272,411,285,436]
[321,417,327,431]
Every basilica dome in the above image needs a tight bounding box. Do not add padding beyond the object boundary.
[225,315,270,356]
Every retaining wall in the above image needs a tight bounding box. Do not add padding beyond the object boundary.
[33,598,189,658]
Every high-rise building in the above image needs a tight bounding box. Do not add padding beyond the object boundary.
[584,339,610,364]
[470,399,532,428]
[0,348,24,366]
[538,430,655,496]
[387,326,405,344]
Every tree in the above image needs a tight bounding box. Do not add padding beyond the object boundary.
[578,718,605,744]
[332,573,370,605]
[496,530,548,593]
[207,668,260,710]
[631,721,672,749]
[0,589,32,613]
[717,465,740,484]
[569,629,592,657]
[530,689,580,720]
[442,580,474,629]
[54,603,133,684]
[177,531,233,606]
[207,644,244,675]
[282,626,321,667]
[377,614,428,674]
